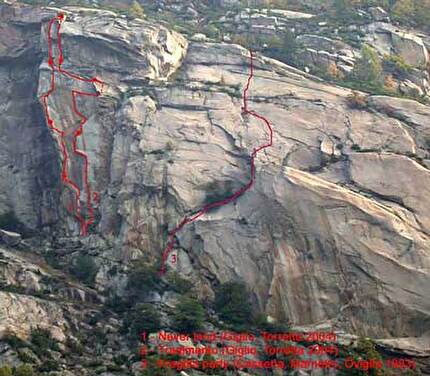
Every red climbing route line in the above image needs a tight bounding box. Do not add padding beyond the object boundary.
[40,13,105,236]
[159,50,273,274]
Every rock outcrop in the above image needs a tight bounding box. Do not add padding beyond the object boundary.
[365,22,429,68]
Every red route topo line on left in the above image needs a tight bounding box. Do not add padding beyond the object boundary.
[159,50,273,274]
[40,13,104,236]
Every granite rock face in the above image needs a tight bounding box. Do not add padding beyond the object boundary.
[0,291,67,341]
[0,6,60,230]
[0,3,429,358]
[364,22,429,68]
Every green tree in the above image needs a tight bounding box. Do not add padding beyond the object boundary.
[392,0,415,22]
[353,44,383,84]
[382,54,413,78]
[4,334,27,350]
[30,328,60,358]
[127,303,161,339]
[334,0,354,18]
[129,0,145,19]
[265,0,289,9]
[413,0,430,28]
[70,255,98,285]
[172,297,205,333]
[214,281,252,329]
[127,261,161,299]
[263,31,298,66]
[38,360,60,373]
[14,365,35,376]
[0,211,24,233]
[0,366,12,376]
[166,272,193,294]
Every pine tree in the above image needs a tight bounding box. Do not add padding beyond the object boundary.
[129,1,145,19]
[172,297,205,333]
[0,366,12,376]
[354,44,383,84]
[392,0,415,23]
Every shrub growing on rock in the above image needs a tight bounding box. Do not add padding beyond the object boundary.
[127,261,162,298]
[127,303,162,339]
[346,91,369,109]
[166,272,193,294]
[0,211,24,233]
[204,180,236,206]
[214,281,252,330]
[354,44,383,85]
[70,254,98,285]
[383,54,413,78]
[128,1,144,19]
[0,366,12,376]
[29,328,59,357]
[14,365,35,376]
[172,297,205,333]
[4,334,27,350]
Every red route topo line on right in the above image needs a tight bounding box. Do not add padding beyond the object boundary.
[159,49,273,275]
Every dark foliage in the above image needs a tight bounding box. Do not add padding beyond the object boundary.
[214,281,252,330]
[172,297,205,333]
[70,254,98,285]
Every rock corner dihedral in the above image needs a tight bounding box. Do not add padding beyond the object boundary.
[40,13,105,235]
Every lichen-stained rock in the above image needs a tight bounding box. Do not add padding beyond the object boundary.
[0,292,67,341]
[0,248,44,292]
[364,22,429,68]
[51,9,188,81]
[349,152,430,233]
[266,168,430,338]
[0,6,60,230]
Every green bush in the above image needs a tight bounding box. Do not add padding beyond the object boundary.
[354,44,383,84]
[44,250,61,270]
[204,24,221,40]
[172,297,205,333]
[383,54,413,77]
[264,31,298,66]
[0,211,24,233]
[140,355,175,376]
[253,314,289,333]
[128,0,144,19]
[232,31,298,67]
[392,0,415,23]
[37,360,59,373]
[334,0,355,19]
[29,328,59,357]
[166,272,193,294]
[204,180,236,206]
[65,337,84,356]
[127,261,162,298]
[70,254,98,285]
[0,366,12,376]
[126,303,162,339]
[14,365,35,376]
[214,281,252,330]
[338,337,388,375]
[113,354,128,366]
[4,334,27,350]
[104,295,133,315]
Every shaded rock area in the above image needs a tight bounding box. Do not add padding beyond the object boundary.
[0,2,429,375]
[0,230,21,247]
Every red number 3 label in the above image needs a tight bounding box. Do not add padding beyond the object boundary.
[171,254,177,263]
